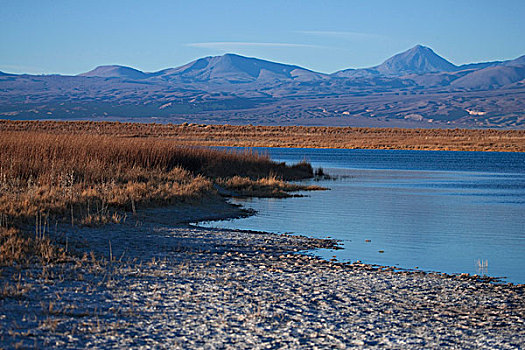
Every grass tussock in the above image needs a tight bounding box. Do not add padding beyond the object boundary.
[0,227,66,266]
[219,176,325,198]
[0,130,316,265]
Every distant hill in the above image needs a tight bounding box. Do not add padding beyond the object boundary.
[79,54,327,84]
[334,45,457,77]
[1,46,524,128]
[78,65,150,80]
[504,55,525,67]
[155,54,326,83]
[375,45,457,75]
[451,65,525,89]
[457,61,503,71]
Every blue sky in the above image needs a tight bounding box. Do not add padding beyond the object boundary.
[1,0,524,74]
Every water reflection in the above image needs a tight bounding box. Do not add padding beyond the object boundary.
[476,259,489,276]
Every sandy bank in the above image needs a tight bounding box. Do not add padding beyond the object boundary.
[1,200,524,349]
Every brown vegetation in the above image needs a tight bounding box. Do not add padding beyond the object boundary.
[2,119,521,264]
[218,175,325,198]
[0,129,316,266]
[1,120,524,152]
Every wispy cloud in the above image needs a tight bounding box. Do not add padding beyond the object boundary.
[296,30,387,41]
[186,42,323,50]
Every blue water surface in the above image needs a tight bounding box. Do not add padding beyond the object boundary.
[199,148,525,283]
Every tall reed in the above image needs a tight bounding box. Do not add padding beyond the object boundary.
[0,130,313,265]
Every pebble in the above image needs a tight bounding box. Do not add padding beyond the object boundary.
[1,205,523,349]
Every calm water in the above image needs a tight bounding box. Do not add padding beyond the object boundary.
[198,148,525,283]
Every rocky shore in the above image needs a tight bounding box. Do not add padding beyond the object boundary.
[1,202,524,349]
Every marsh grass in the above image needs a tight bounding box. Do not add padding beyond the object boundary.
[0,130,315,266]
[219,175,325,198]
[1,120,523,152]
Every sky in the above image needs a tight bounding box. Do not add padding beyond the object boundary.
[1,0,524,75]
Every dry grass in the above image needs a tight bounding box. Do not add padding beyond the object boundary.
[0,129,315,266]
[0,132,212,221]
[5,120,520,264]
[0,120,523,152]
[219,175,325,198]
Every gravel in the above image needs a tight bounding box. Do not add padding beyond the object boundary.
[1,202,523,349]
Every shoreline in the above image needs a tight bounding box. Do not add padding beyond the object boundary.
[201,182,524,286]
[1,200,523,348]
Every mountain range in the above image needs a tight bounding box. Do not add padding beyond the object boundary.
[79,54,326,83]
[1,45,524,128]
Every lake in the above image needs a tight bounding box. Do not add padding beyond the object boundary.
[198,148,525,284]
